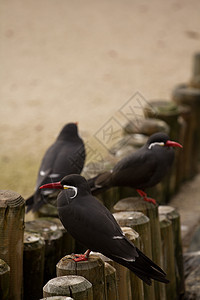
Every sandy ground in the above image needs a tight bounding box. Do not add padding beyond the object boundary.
[1,0,200,203]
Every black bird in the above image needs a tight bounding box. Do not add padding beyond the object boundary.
[40,174,169,285]
[26,123,85,212]
[88,132,182,204]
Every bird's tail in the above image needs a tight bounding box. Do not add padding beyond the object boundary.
[109,247,169,286]
[88,171,112,195]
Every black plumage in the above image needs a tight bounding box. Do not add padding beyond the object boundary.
[40,174,169,285]
[26,123,85,212]
[88,132,182,203]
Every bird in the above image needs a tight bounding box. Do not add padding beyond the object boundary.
[26,123,86,212]
[88,132,182,204]
[40,174,169,285]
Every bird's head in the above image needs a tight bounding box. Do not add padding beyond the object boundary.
[57,122,79,140]
[147,132,182,150]
[39,174,90,200]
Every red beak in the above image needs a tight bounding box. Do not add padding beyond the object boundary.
[166,140,183,148]
[39,182,63,190]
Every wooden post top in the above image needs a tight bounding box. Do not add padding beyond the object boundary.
[113,211,149,227]
[57,254,105,271]
[43,275,93,297]
[121,226,139,240]
[114,197,158,212]
[0,190,24,207]
[49,275,90,287]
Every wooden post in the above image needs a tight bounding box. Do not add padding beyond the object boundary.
[110,257,132,300]
[0,190,25,300]
[23,231,45,300]
[172,83,200,169]
[0,259,10,300]
[123,118,170,136]
[38,203,58,218]
[104,262,118,300]
[121,227,144,300]
[25,218,63,284]
[190,52,200,88]
[113,211,155,300]
[43,275,93,299]
[177,105,193,181]
[40,297,74,300]
[88,252,119,300]
[43,217,75,257]
[159,206,185,298]
[114,198,166,300]
[97,187,120,211]
[159,215,176,299]
[90,229,142,300]
[56,254,106,300]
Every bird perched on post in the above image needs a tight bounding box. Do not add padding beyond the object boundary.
[26,123,85,212]
[88,132,182,204]
[40,174,169,285]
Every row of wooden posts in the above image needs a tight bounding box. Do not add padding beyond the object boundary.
[0,189,184,300]
[82,52,200,207]
[1,53,200,300]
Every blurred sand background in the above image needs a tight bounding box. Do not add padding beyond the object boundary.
[1,0,200,198]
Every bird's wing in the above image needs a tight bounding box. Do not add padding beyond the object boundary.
[36,141,85,190]
[58,193,138,261]
[112,147,157,188]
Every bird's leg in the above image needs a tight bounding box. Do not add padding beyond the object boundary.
[73,249,91,262]
[136,189,156,205]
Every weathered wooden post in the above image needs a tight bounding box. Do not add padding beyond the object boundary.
[0,190,25,300]
[38,203,58,218]
[113,211,155,300]
[23,231,45,300]
[121,227,144,300]
[90,227,143,300]
[190,52,200,88]
[114,197,166,300]
[123,118,170,136]
[43,275,93,299]
[159,206,185,298]
[40,297,74,300]
[172,86,200,176]
[159,215,176,299]
[88,252,119,300]
[25,218,63,284]
[109,253,132,300]
[104,262,118,300]
[56,254,107,300]
[43,217,75,257]
[173,53,200,170]
[176,105,193,181]
[0,259,10,300]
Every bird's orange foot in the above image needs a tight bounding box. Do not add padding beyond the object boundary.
[136,189,157,205]
[143,197,156,205]
[73,254,88,262]
[72,249,91,262]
